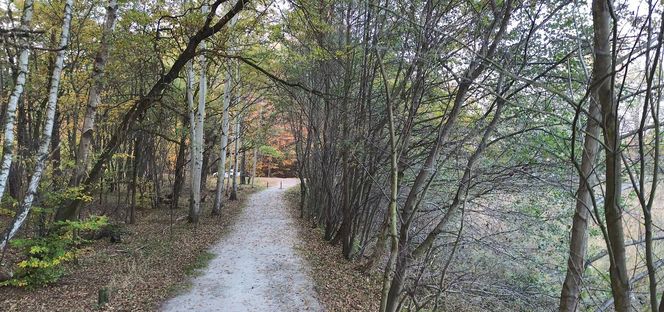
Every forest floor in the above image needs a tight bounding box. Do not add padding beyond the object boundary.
[284,187,382,311]
[0,180,262,311]
[1,178,381,311]
[161,178,323,311]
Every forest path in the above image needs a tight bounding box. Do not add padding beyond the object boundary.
[161,178,323,312]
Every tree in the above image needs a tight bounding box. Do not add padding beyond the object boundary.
[591,1,630,310]
[0,0,35,202]
[229,104,241,201]
[1,0,73,248]
[187,3,209,224]
[54,0,250,221]
[212,14,238,215]
[71,0,119,187]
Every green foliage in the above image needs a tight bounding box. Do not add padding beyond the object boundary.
[43,186,94,209]
[1,216,109,288]
[184,251,215,276]
[0,196,17,217]
[259,145,284,159]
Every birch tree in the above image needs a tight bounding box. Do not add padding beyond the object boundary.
[250,106,261,188]
[228,63,242,200]
[186,55,196,215]
[54,0,249,221]
[229,104,241,200]
[188,3,209,223]
[229,63,241,201]
[212,68,232,214]
[1,0,73,249]
[0,0,34,202]
[212,13,237,214]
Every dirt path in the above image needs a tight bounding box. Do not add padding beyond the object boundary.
[161,178,322,312]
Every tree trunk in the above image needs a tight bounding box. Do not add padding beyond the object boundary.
[171,117,188,211]
[377,52,400,312]
[188,3,208,223]
[50,109,62,176]
[252,146,258,188]
[212,51,235,214]
[559,94,602,311]
[0,0,34,202]
[53,0,248,221]
[592,0,630,310]
[129,135,140,225]
[200,132,211,198]
[186,53,197,214]
[240,149,247,185]
[251,105,260,189]
[1,0,72,249]
[71,0,118,186]
[229,112,241,201]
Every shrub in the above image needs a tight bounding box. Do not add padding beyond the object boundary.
[1,216,108,288]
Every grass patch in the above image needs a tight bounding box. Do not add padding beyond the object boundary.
[167,250,217,297]
[284,184,300,201]
[184,251,215,277]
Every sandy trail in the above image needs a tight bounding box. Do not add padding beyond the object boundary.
[161,178,322,312]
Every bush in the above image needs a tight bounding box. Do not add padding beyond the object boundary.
[1,216,108,288]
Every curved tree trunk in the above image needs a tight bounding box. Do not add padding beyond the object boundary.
[53,0,249,221]
[1,0,73,249]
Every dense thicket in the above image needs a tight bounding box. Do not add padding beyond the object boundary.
[277,0,663,311]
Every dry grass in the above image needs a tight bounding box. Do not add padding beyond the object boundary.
[584,182,664,307]
[0,182,263,312]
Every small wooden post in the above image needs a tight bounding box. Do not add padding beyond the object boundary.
[280,181,283,189]
[98,287,110,306]
[267,181,269,188]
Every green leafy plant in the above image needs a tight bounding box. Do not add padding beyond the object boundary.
[1,216,108,288]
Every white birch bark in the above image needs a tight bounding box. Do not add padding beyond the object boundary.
[0,0,35,201]
[188,3,208,222]
[72,0,118,186]
[230,110,241,200]
[212,64,233,213]
[184,1,196,219]
[229,61,241,200]
[213,14,238,213]
[251,146,258,187]
[1,0,73,249]
[186,59,197,219]
[251,106,261,188]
